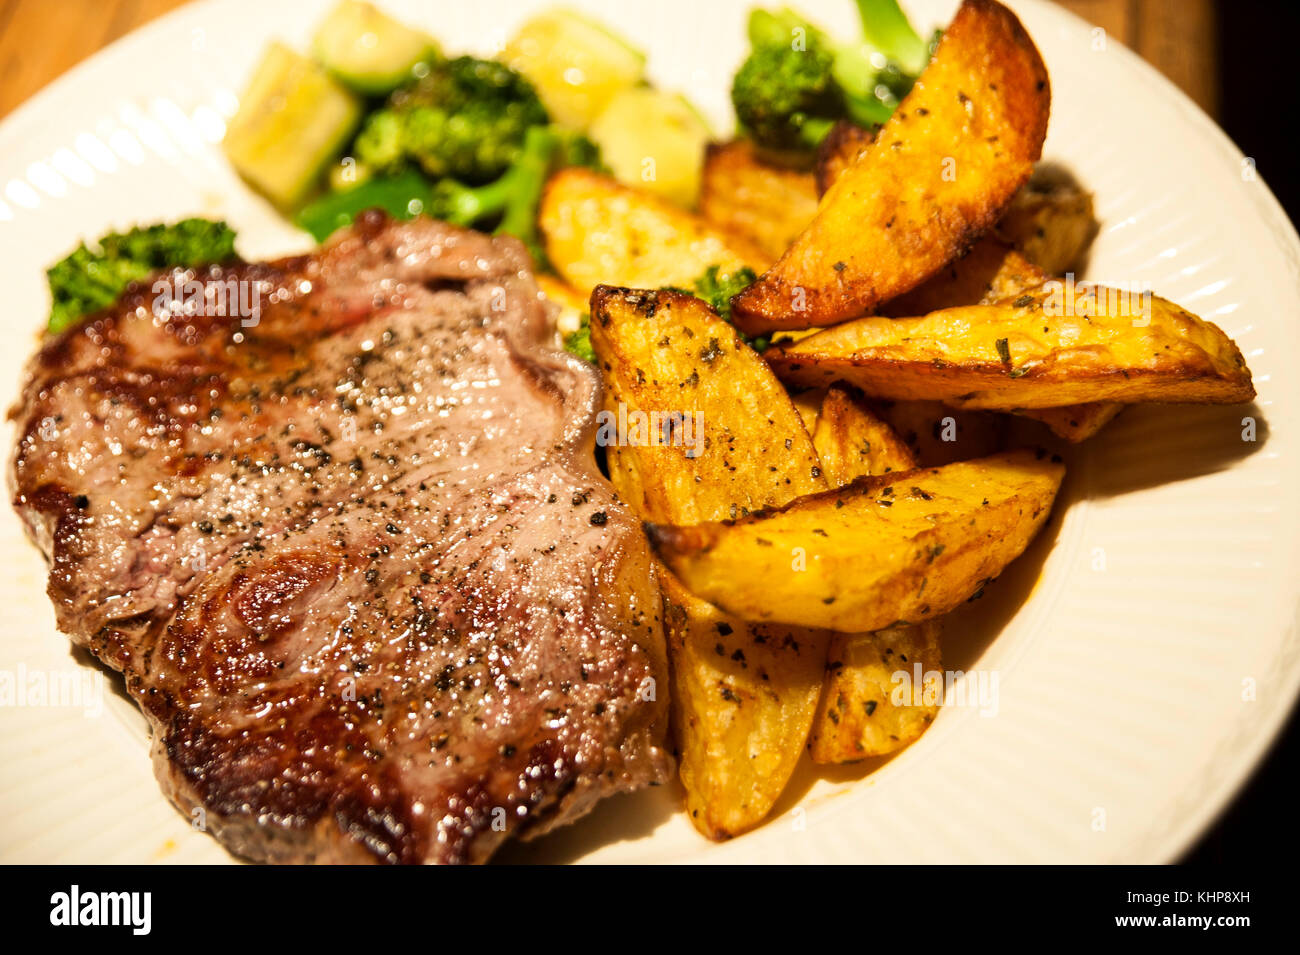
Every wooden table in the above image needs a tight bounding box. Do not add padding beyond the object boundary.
[0,0,1218,119]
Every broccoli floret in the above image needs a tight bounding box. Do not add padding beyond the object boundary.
[46,219,238,334]
[563,313,595,363]
[731,42,843,153]
[353,55,548,184]
[732,2,932,153]
[426,124,563,263]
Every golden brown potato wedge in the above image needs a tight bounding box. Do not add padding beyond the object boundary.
[766,285,1255,409]
[804,387,942,763]
[811,384,918,486]
[731,0,1051,333]
[996,177,1097,275]
[811,621,943,763]
[699,140,819,264]
[661,569,830,839]
[589,287,825,524]
[873,243,1123,440]
[588,286,830,839]
[648,450,1065,632]
[539,168,766,296]
[816,132,1098,282]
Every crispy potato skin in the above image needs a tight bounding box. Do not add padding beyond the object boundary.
[539,168,766,296]
[589,287,825,524]
[648,451,1065,632]
[767,286,1255,409]
[699,140,819,264]
[660,569,830,839]
[588,286,829,838]
[731,0,1051,332]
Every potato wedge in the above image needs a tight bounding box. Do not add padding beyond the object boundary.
[996,177,1097,275]
[590,287,826,524]
[661,569,830,839]
[588,286,830,838]
[648,450,1065,632]
[816,131,1098,282]
[539,168,766,296]
[812,384,917,486]
[812,621,943,762]
[731,0,1051,333]
[700,140,819,263]
[766,285,1255,409]
[805,388,942,763]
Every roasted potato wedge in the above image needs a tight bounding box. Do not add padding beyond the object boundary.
[811,384,917,486]
[812,621,943,762]
[805,388,943,763]
[661,569,830,839]
[817,133,1098,282]
[699,140,819,264]
[589,286,829,838]
[539,168,766,296]
[648,450,1065,632]
[767,285,1255,409]
[731,0,1051,333]
[996,176,1097,275]
[589,287,825,524]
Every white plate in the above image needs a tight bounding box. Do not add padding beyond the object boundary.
[0,0,1296,865]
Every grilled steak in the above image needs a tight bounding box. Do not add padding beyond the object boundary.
[9,211,671,864]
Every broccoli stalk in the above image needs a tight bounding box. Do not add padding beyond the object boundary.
[428,124,562,263]
[855,0,930,76]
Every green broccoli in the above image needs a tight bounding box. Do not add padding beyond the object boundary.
[45,218,238,334]
[732,2,932,153]
[352,55,548,184]
[731,42,844,152]
[663,265,769,352]
[563,313,595,363]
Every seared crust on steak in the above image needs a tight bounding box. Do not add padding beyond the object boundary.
[9,211,671,863]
